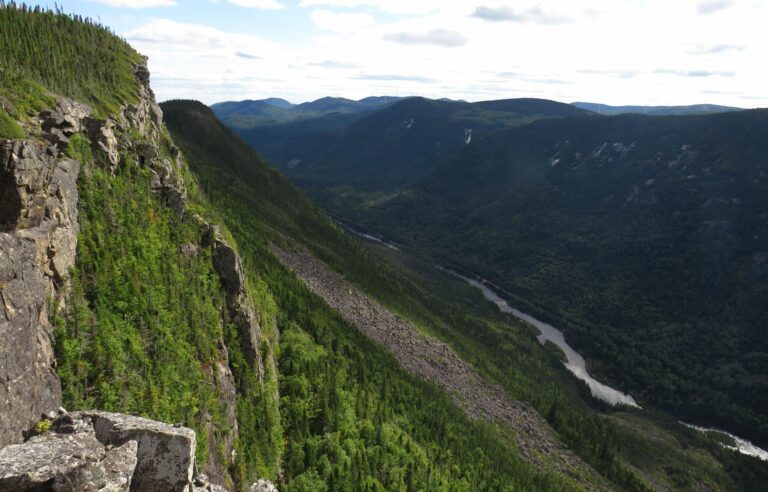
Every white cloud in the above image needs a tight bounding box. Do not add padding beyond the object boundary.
[697,0,734,15]
[91,0,176,8]
[471,6,570,24]
[227,0,286,9]
[310,9,375,33]
[384,29,467,47]
[299,0,446,15]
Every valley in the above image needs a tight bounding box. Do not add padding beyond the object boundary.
[1,3,767,491]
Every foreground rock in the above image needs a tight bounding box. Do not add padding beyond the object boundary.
[0,410,278,492]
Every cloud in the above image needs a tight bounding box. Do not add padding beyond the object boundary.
[689,43,744,55]
[90,0,176,7]
[578,69,641,79]
[227,0,286,9]
[126,19,277,54]
[696,0,734,15]
[299,0,440,15]
[655,69,735,77]
[235,51,262,59]
[354,74,436,82]
[384,29,466,47]
[310,9,375,33]
[308,60,361,69]
[471,6,569,24]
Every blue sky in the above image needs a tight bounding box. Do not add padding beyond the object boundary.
[22,0,768,107]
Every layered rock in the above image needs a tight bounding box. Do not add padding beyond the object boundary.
[0,135,80,447]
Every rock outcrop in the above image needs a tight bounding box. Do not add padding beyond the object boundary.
[204,225,264,379]
[0,129,81,447]
[0,409,277,492]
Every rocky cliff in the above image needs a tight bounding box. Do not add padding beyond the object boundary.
[0,58,276,491]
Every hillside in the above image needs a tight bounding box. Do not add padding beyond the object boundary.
[236,96,585,193]
[336,110,768,449]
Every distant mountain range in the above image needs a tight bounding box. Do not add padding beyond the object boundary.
[212,97,744,131]
[225,97,586,190]
[210,95,406,129]
[572,102,744,116]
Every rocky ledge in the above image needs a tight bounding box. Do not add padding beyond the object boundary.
[0,409,277,492]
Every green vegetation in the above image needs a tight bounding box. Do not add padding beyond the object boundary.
[0,2,141,115]
[32,419,52,435]
[0,106,24,138]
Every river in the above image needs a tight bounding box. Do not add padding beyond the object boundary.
[441,269,640,408]
[343,224,768,460]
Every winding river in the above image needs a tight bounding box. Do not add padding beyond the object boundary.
[442,269,640,408]
[343,223,768,460]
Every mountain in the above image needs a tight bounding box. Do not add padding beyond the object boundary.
[210,95,404,130]
[332,109,768,448]
[4,5,768,492]
[237,97,587,193]
[573,101,744,115]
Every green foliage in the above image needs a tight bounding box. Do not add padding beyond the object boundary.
[64,133,93,161]
[53,154,232,471]
[32,418,52,435]
[0,2,141,115]
[0,106,24,138]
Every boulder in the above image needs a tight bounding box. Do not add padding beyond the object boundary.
[0,411,200,492]
[249,479,279,492]
[86,411,196,492]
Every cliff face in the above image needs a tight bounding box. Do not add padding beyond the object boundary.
[0,59,275,490]
[0,105,82,447]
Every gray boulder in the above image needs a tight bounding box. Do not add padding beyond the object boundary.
[0,411,199,492]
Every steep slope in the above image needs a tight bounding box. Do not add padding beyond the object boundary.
[236,97,586,193]
[0,5,280,490]
[163,100,601,490]
[349,110,768,449]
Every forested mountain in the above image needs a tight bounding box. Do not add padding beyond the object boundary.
[297,108,768,449]
[210,95,404,130]
[235,97,585,192]
[3,4,768,492]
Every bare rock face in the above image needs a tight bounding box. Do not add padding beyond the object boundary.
[204,225,264,378]
[0,138,80,447]
[249,479,279,492]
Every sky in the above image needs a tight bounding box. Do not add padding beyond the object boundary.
[23,0,768,107]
